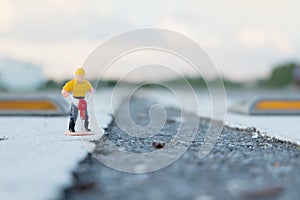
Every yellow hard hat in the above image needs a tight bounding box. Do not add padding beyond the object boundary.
[75,68,86,76]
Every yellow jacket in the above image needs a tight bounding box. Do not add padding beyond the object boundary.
[63,79,92,97]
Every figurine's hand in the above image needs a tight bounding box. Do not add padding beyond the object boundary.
[66,96,73,103]
[86,94,93,103]
[72,98,79,107]
[66,96,79,107]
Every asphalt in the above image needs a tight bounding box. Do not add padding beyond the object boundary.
[61,97,300,200]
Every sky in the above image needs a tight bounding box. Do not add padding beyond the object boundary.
[0,0,299,82]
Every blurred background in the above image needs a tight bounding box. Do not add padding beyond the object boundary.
[0,0,299,91]
[2,2,300,200]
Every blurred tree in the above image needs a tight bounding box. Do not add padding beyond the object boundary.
[264,62,298,87]
[292,64,300,86]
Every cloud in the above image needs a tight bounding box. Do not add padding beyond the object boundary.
[0,1,15,32]
[237,27,268,47]
[0,0,131,41]
[0,0,299,82]
[160,17,193,36]
[0,37,97,80]
[48,0,83,15]
[271,32,294,55]
[160,17,222,48]
[237,26,294,55]
[96,1,112,17]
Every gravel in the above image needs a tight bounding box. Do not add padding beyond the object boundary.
[60,97,300,200]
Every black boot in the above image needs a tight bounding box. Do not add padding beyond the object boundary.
[69,121,75,132]
[84,121,91,132]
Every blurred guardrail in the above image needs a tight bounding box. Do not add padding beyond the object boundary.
[229,97,300,115]
[0,94,69,116]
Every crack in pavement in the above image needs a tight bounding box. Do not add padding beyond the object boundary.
[60,97,300,200]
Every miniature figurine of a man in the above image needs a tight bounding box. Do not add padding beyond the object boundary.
[61,68,94,132]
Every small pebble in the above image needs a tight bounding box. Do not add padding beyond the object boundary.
[152,141,165,149]
[252,132,259,139]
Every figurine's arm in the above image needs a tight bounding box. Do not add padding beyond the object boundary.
[61,89,71,98]
[88,87,94,94]
[86,87,94,103]
[62,89,75,104]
